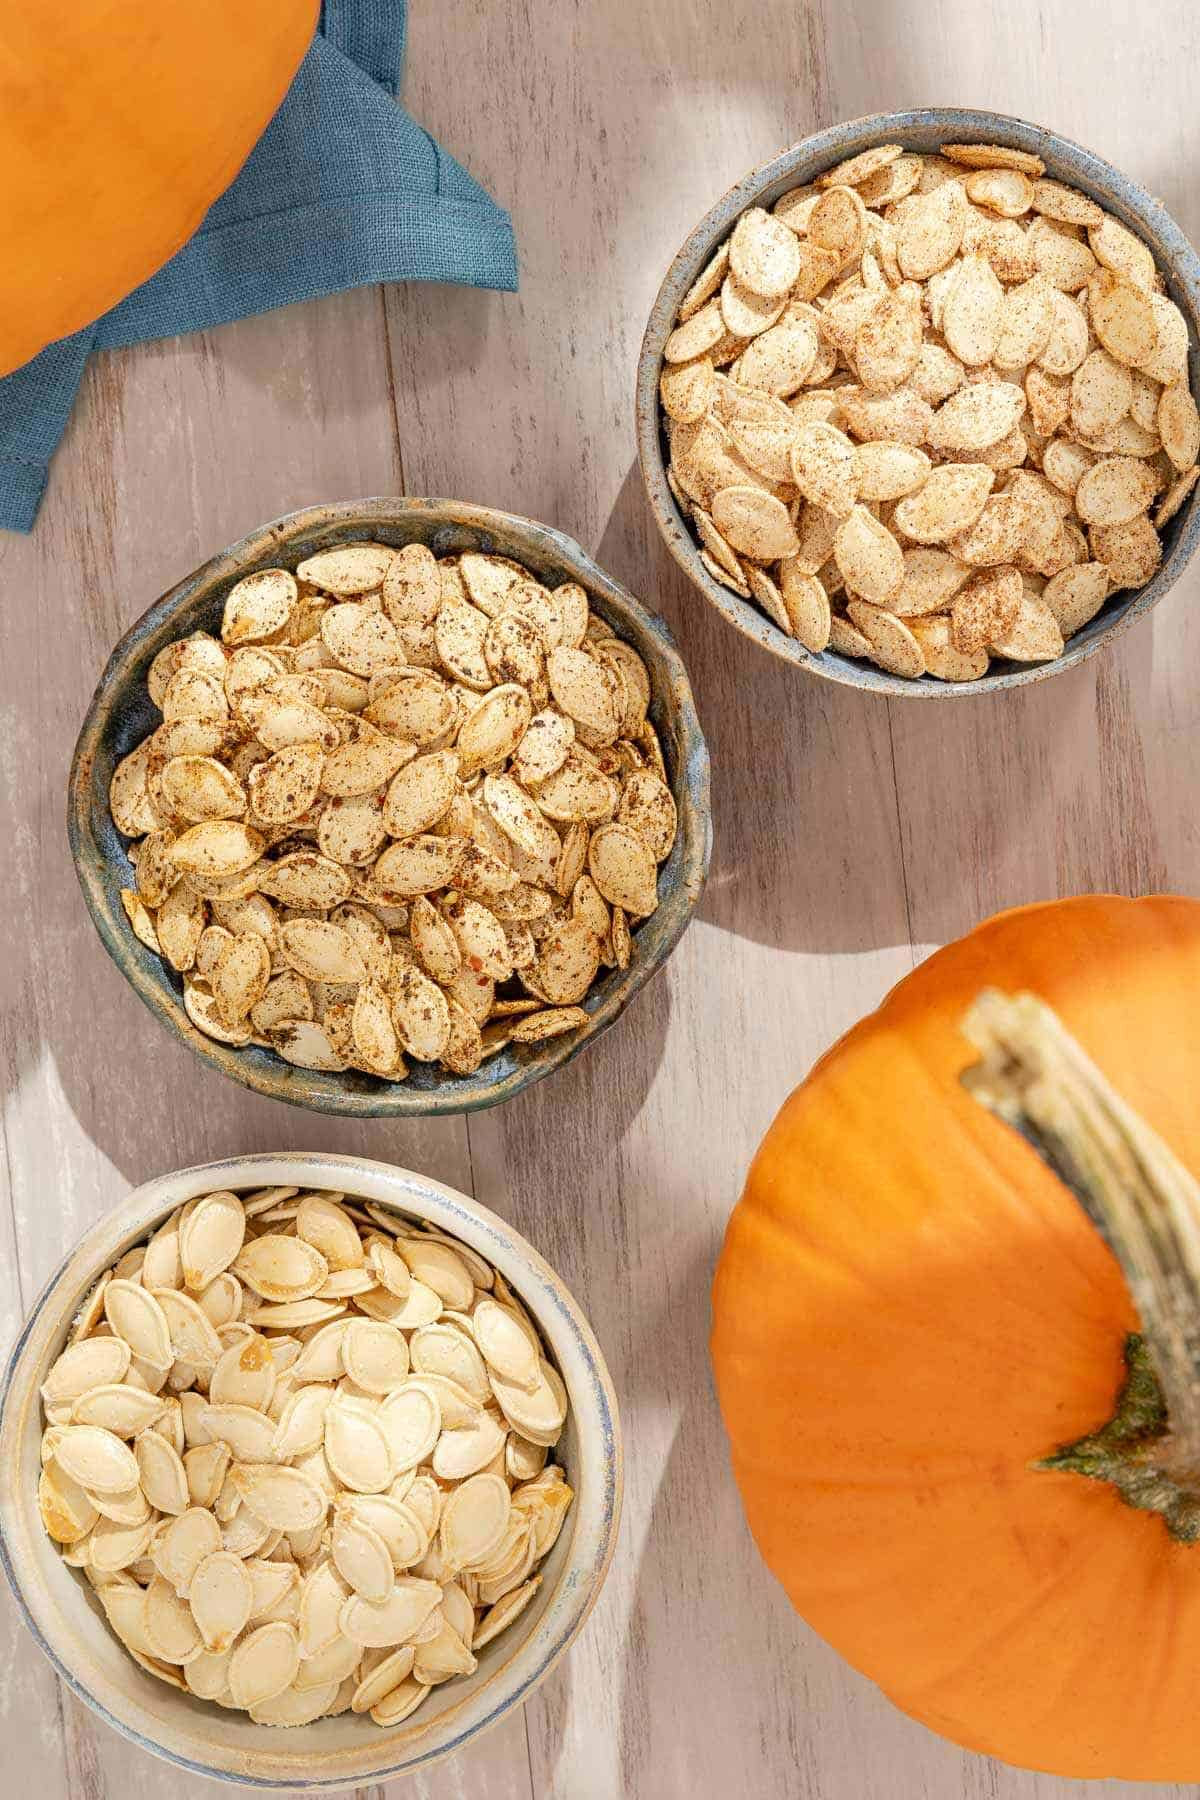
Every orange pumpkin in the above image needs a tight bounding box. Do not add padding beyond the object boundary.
[0,2,318,376]
[711,894,1200,1780]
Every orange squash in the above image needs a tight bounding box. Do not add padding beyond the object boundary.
[0,2,318,376]
[711,895,1200,1780]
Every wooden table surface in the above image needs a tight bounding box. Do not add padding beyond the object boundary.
[3,0,1200,1794]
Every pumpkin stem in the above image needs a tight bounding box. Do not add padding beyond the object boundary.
[961,989,1200,1509]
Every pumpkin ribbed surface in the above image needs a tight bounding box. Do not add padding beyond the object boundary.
[712,895,1200,1779]
[0,2,318,375]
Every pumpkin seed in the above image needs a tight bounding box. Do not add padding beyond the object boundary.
[183,1441,230,1510]
[235,1234,329,1303]
[178,1190,245,1292]
[432,1412,508,1483]
[133,1428,188,1515]
[143,1574,203,1662]
[189,1550,253,1652]
[370,1677,432,1726]
[210,1334,276,1410]
[1159,384,1200,473]
[473,1300,541,1389]
[489,1361,568,1445]
[325,1400,394,1494]
[343,1320,411,1394]
[162,668,229,723]
[71,1383,165,1436]
[473,1575,542,1650]
[263,1019,348,1073]
[784,422,855,518]
[1156,466,1200,530]
[221,569,297,645]
[373,833,466,897]
[296,1560,349,1658]
[390,965,452,1062]
[43,1336,132,1408]
[375,542,438,623]
[729,205,803,297]
[989,593,1065,661]
[232,1463,329,1533]
[184,1645,234,1700]
[55,1425,140,1494]
[154,1506,222,1592]
[507,1006,588,1043]
[331,1512,394,1602]
[149,633,228,708]
[320,721,413,799]
[1075,457,1160,526]
[410,1324,489,1397]
[440,1474,512,1570]
[201,1403,278,1462]
[340,1577,442,1648]
[367,1240,413,1302]
[893,464,994,543]
[170,820,264,880]
[299,545,395,596]
[228,1621,302,1709]
[378,749,456,836]
[39,1463,99,1543]
[154,1289,223,1368]
[1142,292,1190,385]
[376,1383,443,1473]
[291,1196,361,1276]
[347,1644,414,1713]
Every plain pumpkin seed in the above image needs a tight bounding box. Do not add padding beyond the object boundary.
[178,1190,246,1292]
[340,1577,442,1649]
[342,1320,410,1394]
[331,1512,395,1603]
[43,1336,133,1408]
[324,1402,393,1493]
[411,1324,490,1397]
[440,1473,512,1570]
[134,1428,189,1515]
[227,1620,302,1708]
[71,1383,165,1436]
[38,1463,99,1543]
[104,1282,173,1371]
[188,1550,253,1652]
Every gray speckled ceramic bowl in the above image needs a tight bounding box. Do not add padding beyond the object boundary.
[0,1153,622,1788]
[69,499,711,1116]
[636,107,1200,697]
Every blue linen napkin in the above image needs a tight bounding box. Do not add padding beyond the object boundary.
[0,0,517,533]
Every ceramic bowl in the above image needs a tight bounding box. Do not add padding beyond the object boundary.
[69,499,711,1115]
[0,1152,622,1787]
[636,106,1200,696]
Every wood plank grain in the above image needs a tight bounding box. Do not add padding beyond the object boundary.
[4,0,1200,1794]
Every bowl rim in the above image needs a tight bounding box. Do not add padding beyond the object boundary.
[635,105,1200,697]
[67,497,712,1116]
[0,1152,623,1787]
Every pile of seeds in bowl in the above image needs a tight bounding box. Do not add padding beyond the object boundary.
[109,542,677,1076]
[660,140,1200,679]
[37,1185,573,1727]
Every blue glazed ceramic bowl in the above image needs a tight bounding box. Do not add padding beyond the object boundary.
[636,107,1200,697]
[68,499,711,1116]
[0,1153,623,1787]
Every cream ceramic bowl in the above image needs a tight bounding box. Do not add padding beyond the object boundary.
[0,1154,622,1787]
